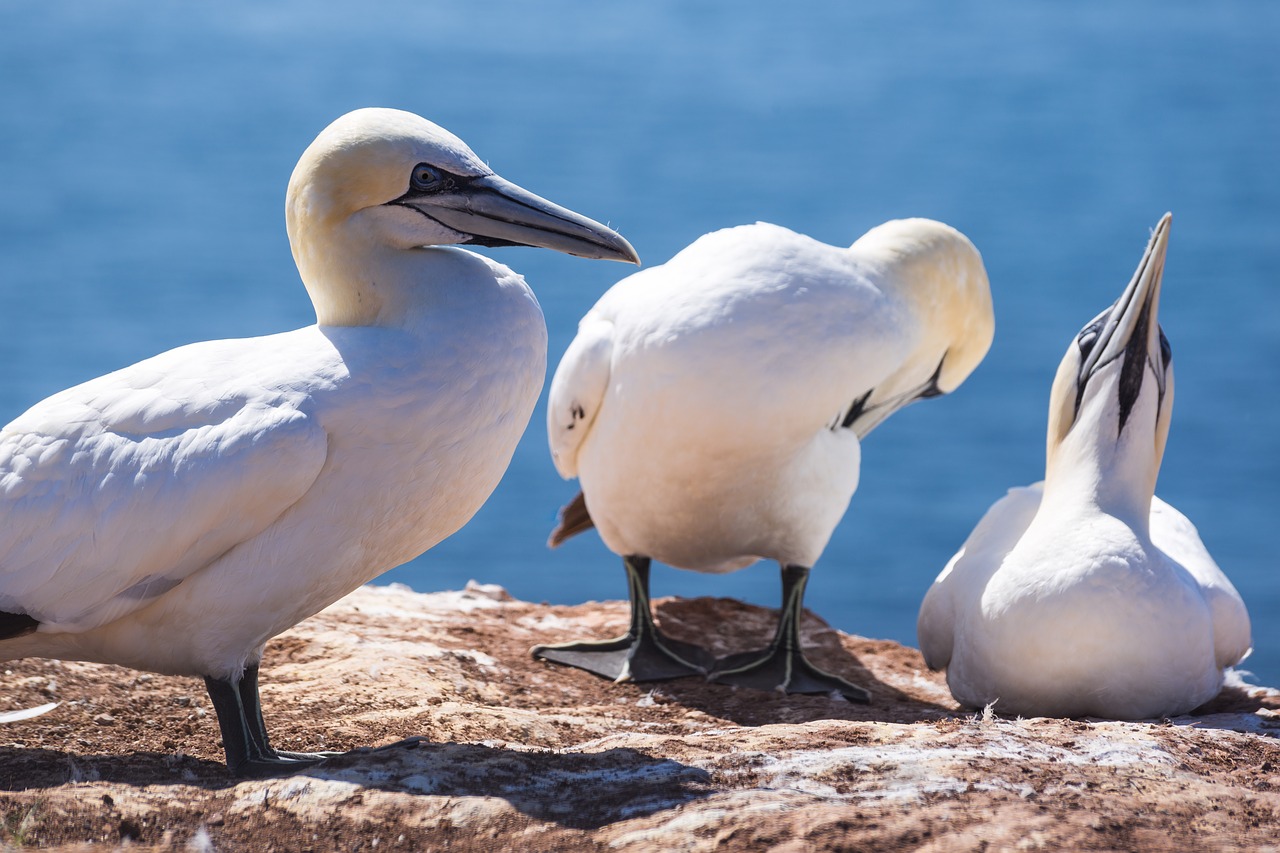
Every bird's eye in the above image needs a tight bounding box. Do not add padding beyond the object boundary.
[1076,323,1101,357]
[410,164,444,192]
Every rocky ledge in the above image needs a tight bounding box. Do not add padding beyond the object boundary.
[1,583,1277,851]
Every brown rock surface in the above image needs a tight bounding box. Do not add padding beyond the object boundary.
[1,582,1277,851]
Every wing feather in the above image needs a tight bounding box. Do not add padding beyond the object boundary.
[1150,497,1252,668]
[0,341,330,632]
[546,317,614,479]
[917,484,1044,670]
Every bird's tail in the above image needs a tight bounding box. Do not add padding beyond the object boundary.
[548,490,596,547]
[0,611,38,641]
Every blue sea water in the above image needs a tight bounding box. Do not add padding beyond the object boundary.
[0,1,1277,688]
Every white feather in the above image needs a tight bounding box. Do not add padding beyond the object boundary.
[917,214,1251,719]
[0,107,645,685]
[549,219,993,575]
[0,702,58,723]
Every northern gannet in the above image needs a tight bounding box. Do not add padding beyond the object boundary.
[917,213,1252,719]
[0,108,638,776]
[534,219,994,700]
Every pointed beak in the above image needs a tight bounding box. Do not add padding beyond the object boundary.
[1081,212,1170,381]
[1077,212,1172,430]
[397,175,640,265]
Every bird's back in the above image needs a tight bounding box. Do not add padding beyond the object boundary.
[586,223,912,448]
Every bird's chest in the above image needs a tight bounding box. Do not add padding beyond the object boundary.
[980,514,1180,634]
[313,318,546,569]
[582,424,859,572]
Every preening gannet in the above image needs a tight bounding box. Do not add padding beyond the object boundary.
[0,108,638,776]
[535,219,994,700]
[917,213,1252,719]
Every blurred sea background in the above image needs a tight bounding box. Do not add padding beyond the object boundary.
[1,1,1276,688]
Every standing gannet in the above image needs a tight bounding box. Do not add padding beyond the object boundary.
[917,213,1251,719]
[0,108,638,776]
[534,219,994,700]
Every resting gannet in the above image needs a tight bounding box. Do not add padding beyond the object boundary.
[0,108,638,776]
[534,219,994,700]
[917,213,1251,719]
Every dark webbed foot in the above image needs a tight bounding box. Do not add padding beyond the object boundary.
[274,749,345,761]
[712,644,870,702]
[232,753,327,779]
[532,555,714,682]
[710,564,870,703]
[533,629,713,682]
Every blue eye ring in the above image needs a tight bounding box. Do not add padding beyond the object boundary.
[1077,320,1103,357]
[410,164,444,192]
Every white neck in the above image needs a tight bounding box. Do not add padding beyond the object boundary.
[1043,376,1171,530]
[290,203,471,329]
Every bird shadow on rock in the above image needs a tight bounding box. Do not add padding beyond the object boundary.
[1192,676,1280,716]
[650,596,954,727]
[1172,675,1280,737]
[0,740,714,830]
[306,738,714,830]
[0,746,229,791]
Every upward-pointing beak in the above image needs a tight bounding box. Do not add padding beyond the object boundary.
[1080,212,1172,429]
[1081,213,1170,378]
[396,174,640,265]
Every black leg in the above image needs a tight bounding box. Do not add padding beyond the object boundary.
[532,555,714,682]
[204,666,332,778]
[204,673,257,775]
[711,564,871,703]
[235,664,274,757]
[236,664,342,763]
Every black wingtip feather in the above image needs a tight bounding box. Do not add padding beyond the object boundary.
[0,611,39,641]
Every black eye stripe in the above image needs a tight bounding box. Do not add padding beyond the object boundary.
[405,164,473,196]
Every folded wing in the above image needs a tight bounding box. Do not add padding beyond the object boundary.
[0,347,329,633]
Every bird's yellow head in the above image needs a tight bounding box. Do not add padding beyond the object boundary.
[283,108,639,325]
[840,218,995,437]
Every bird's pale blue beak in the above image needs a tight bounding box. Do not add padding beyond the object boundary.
[395,174,640,265]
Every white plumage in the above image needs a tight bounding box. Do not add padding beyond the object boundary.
[0,107,637,775]
[917,213,1251,719]
[537,219,994,699]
